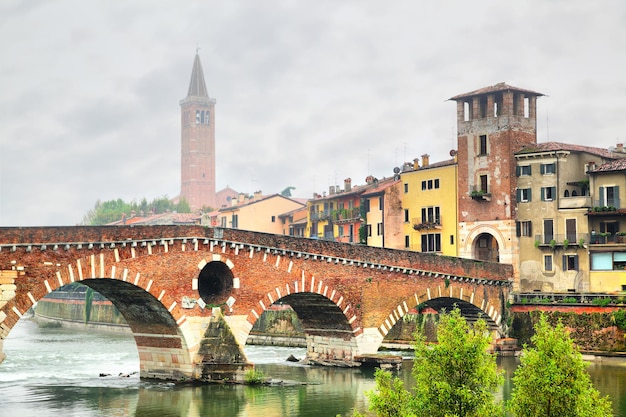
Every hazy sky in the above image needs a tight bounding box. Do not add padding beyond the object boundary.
[1,1,625,226]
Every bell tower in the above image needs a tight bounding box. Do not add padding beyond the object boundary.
[180,52,216,211]
[450,82,543,270]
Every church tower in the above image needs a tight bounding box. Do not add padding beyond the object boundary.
[180,53,216,211]
[450,82,543,270]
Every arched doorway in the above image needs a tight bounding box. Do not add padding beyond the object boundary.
[474,233,499,262]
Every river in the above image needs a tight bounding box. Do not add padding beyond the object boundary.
[1,317,626,416]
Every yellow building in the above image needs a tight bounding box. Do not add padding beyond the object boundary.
[218,193,304,234]
[400,155,458,256]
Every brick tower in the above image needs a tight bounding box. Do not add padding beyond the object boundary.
[180,53,216,211]
[450,82,543,268]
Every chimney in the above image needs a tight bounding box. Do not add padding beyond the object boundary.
[238,193,245,204]
[421,154,430,167]
[413,158,420,170]
[344,178,352,191]
[254,190,262,200]
[329,185,336,195]
[618,143,624,153]
[365,175,375,184]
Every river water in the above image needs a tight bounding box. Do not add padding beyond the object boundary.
[1,317,626,417]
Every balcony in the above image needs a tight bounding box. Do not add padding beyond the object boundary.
[588,200,626,217]
[331,207,361,222]
[559,195,592,209]
[470,190,491,202]
[534,234,589,249]
[412,217,442,231]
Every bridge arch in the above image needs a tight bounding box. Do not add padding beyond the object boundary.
[17,253,201,381]
[378,283,505,347]
[247,274,359,365]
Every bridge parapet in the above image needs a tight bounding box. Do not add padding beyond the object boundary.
[0,226,512,286]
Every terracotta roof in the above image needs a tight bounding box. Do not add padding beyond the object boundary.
[589,159,626,173]
[515,141,614,159]
[186,53,208,98]
[449,82,544,101]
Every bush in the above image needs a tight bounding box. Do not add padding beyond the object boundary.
[244,369,266,385]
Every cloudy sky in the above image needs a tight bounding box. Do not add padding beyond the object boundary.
[1,1,625,226]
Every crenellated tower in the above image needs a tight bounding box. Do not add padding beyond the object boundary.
[450,82,543,273]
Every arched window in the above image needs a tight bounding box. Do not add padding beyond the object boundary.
[572,190,578,196]
[564,190,570,197]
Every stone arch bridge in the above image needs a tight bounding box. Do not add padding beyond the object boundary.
[0,226,512,382]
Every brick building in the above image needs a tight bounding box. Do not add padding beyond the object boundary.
[450,82,544,280]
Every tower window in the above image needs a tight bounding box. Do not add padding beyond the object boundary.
[480,175,488,193]
[463,101,471,121]
[195,110,201,123]
[478,135,488,155]
[524,97,530,118]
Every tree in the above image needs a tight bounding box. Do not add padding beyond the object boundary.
[508,314,613,417]
[363,307,502,417]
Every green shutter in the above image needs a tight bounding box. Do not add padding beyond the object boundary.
[599,187,605,206]
[528,188,532,202]
[516,221,521,237]
[541,187,545,201]
[615,186,620,208]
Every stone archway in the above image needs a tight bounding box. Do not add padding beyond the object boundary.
[474,232,499,262]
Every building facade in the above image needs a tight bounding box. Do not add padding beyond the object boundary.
[515,142,616,292]
[180,53,217,210]
[218,193,305,235]
[587,155,626,292]
[400,155,458,256]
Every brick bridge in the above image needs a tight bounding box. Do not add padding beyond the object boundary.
[0,226,512,382]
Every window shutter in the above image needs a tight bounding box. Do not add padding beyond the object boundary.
[599,187,605,205]
[551,187,556,199]
[615,186,620,208]
[541,187,545,201]
[516,166,521,177]
[516,221,521,237]
[540,164,545,175]
[574,256,579,271]
[528,165,532,175]
[529,221,533,236]
[516,189,522,201]
[562,255,567,270]
[528,188,532,202]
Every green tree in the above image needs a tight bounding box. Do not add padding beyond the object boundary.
[362,307,502,417]
[508,314,613,417]
[175,197,191,213]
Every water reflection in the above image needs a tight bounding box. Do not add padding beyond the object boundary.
[2,319,626,416]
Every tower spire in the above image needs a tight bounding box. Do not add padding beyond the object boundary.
[187,53,208,98]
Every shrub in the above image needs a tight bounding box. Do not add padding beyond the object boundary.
[244,369,266,385]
